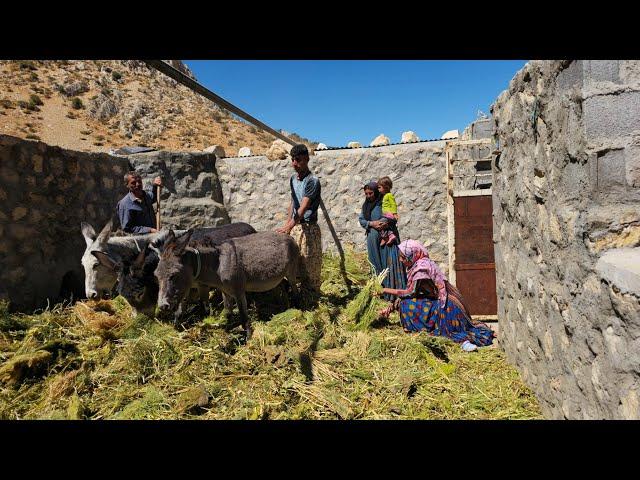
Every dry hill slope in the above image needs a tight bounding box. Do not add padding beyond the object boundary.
[0,60,317,156]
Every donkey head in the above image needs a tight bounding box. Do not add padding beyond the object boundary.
[80,220,115,299]
[155,229,196,313]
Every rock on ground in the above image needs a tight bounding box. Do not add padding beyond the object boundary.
[88,93,120,122]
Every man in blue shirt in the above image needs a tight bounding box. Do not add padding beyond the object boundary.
[117,171,164,234]
[277,144,323,300]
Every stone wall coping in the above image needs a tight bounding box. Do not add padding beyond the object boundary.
[316,140,449,154]
[595,247,640,296]
[221,139,450,160]
[317,138,450,151]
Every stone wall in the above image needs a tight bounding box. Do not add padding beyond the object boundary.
[0,135,454,309]
[447,140,493,191]
[491,60,640,419]
[0,139,231,311]
[217,141,452,274]
[126,150,230,230]
[461,117,493,141]
[0,135,130,311]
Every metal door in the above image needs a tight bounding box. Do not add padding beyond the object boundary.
[453,195,497,315]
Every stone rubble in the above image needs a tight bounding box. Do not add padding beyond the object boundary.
[401,131,419,143]
[370,134,390,147]
[265,139,291,161]
[203,145,226,158]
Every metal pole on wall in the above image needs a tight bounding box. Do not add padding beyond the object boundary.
[142,60,297,147]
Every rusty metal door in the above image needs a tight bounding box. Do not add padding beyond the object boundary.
[453,195,497,316]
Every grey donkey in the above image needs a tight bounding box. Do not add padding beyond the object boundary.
[155,230,301,338]
[81,220,184,300]
[95,223,256,316]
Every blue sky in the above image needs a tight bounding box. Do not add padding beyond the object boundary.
[185,60,527,146]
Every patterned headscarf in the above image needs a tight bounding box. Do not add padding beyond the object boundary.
[398,239,430,263]
[397,239,448,304]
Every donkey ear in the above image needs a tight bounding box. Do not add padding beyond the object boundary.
[151,229,172,254]
[173,229,194,255]
[96,219,113,245]
[81,222,96,247]
[163,230,177,250]
[92,251,120,271]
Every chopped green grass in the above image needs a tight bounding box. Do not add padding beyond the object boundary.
[0,250,542,420]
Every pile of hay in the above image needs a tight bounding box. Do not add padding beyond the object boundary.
[0,248,542,420]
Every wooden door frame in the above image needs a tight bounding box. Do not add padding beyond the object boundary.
[445,140,497,320]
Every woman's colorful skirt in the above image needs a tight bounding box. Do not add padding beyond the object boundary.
[399,297,494,347]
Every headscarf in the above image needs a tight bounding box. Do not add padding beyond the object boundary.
[397,239,430,263]
[398,239,448,304]
[362,180,381,221]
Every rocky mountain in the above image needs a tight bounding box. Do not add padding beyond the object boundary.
[0,60,315,157]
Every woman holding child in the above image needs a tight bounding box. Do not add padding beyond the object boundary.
[358,179,406,301]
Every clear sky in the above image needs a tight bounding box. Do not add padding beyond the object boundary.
[185,60,527,146]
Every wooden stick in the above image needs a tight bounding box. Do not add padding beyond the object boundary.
[156,185,162,229]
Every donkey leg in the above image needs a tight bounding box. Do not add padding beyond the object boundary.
[287,262,300,307]
[221,292,235,324]
[237,293,252,339]
[197,285,212,316]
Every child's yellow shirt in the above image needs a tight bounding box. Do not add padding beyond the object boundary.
[382,192,397,215]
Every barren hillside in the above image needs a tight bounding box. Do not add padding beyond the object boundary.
[0,60,315,156]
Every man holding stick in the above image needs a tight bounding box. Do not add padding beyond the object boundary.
[277,144,323,302]
[117,171,163,234]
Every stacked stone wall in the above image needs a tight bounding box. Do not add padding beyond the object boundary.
[448,141,493,191]
[492,60,640,419]
[0,139,231,311]
[217,141,452,274]
[126,150,230,230]
[0,135,129,311]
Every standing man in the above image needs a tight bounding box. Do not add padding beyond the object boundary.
[277,144,323,301]
[117,171,164,234]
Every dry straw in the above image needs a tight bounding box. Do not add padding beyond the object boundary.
[0,251,542,420]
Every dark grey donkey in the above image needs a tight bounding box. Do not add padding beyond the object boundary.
[94,223,256,317]
[155,230,300,338]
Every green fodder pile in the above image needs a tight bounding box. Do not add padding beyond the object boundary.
[0,247,542,420]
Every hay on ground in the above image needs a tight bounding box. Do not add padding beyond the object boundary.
[0,251,542,420]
